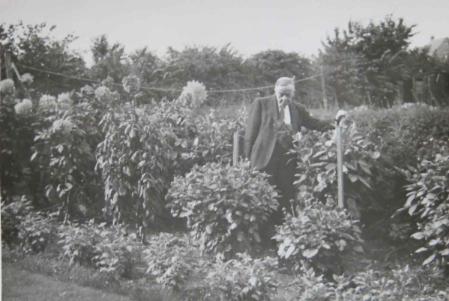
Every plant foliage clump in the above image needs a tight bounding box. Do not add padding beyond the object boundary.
[143,233,205,291]
[57,221,139,278]
[167,161,279,255]
[399,138,449,269]
[202,253,278,301]
[274,197,363,276]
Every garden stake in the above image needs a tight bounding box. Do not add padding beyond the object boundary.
[336,115,345,209]
[233,130,240,166]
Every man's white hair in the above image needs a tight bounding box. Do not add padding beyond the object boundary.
[275,77,295,91]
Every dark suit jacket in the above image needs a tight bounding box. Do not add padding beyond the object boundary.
[244,95,330,170]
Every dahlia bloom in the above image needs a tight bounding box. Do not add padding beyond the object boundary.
[39,95,57,111]
[95,86,113,102]
[14,98,33,115]
[20,73,34,85]
[179,80,208,108]
[122,75,141,94]
[52,118,75,135]
[0,79,15,95]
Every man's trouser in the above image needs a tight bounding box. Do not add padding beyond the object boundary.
[262,141,297,220]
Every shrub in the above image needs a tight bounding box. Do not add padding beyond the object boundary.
[57,221,98,266]
[289,266,336,301]
[351,105,449,168]
[91,224,138,277]
[291,123,381,219]
[1,196,55,253]
[57,221,139,278]
[334,265,449,301]
[96,101,195,229]
[0,79,21,202]
[288,264,448,301]
[97,96,246,232]
[202,253,278,301]
[32,113,99,220]
[192,107,247,165]
[273,197,363,276]
[143,233,205,291]
[398,138,449,269]
[167,161,279,255]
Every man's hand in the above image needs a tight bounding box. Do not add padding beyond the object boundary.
[279,95,290,109]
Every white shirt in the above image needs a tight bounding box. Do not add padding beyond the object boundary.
[278,102,291,125]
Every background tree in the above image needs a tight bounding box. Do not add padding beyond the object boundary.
[89,35,130,83]
[0,22,87,95]
[244,50,320,105]
[320,16,416,107]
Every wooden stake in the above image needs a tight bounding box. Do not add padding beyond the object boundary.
[233,130,240,166]
[4,51,12,79]
[336,119,344,208]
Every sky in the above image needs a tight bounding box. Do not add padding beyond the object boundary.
[1,0,448,64]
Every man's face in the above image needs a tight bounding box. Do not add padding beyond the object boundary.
[275,86,295,105]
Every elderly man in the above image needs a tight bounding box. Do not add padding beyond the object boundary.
[244,77,331,213]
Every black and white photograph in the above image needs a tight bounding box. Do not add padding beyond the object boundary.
[1,0,449,300]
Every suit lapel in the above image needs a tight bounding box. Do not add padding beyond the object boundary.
[268,95,279,119]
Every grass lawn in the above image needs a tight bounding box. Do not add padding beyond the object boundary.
[2,263,131,301]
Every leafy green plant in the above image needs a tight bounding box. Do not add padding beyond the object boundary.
[334,265,449,301]
[202,253,278,301]
[32,112,97,220]
[143,233,205,291]
[96,92,246,233]
[57,221,98,266]
[167,161,279,255]
[288,264,448,301]
[398,138,449,269]
[352,105,449,168]
[289,266,337,301]
[57,221,139,277]
[191,107,246,165]
[1,196,55,253]
[96,101,193,230]
[273,197,363,276]
[291,123,380,218]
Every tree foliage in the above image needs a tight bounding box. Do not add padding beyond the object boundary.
[0,22,87,95]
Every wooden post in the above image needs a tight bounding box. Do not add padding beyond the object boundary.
[320,65,328,110]
[4,51,12,79]
[336,118,345,209]
[0,43,2,82]
[0,42,3,82]
[233,130,240,166]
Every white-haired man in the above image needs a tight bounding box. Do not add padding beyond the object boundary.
[244,77,331,214]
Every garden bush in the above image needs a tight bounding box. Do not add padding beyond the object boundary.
[398,137,449,270]
[289,121,399,240]
[57,221,139,278]
[351,105,449,168]
[0,79,22,202]
[143,233,206,291]
[1,196,55,253]
[96,100,197,230]
[273,197,363,276]
[333,265,449,301]
[288,264,448,301]
[32,101,101,220]
[167,161,279,255]
[291,125,380,218]
[201,253,278,301]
